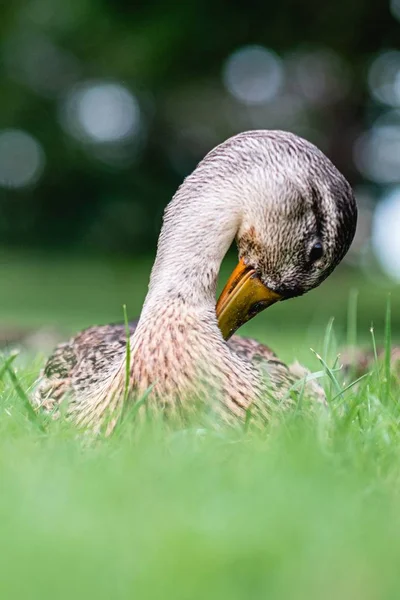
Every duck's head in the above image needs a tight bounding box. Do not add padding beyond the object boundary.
[215,131,357,339]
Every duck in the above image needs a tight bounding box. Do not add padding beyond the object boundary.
[35,130,357,432]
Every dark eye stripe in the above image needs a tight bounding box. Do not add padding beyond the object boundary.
[310,185,325,239]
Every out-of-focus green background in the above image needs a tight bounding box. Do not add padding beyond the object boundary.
[1,0,400,358]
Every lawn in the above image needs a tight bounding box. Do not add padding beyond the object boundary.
[1,251,400,599]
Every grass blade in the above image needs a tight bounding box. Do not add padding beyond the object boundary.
[331,373,369,403]
[0,352,19,383]
[322,317,335,365]
[384,295,392,403]
[310,348,343,400]
[3,355,45,431]
[346,289,359,379]
[370,322,383,398]
[347,288,358,349]
[114,384,154,437]
[370,323,379,365]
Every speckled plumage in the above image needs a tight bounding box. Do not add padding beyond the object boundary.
[35,130,357,432]
[35,319,324,427]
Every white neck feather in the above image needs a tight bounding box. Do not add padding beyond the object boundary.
[143,181,242,313]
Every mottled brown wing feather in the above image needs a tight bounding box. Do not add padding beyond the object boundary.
[230,335,326,404]
[228,335,278,362]
[35,320,138,410]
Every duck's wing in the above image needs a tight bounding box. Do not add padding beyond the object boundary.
[228,334,326,404]
[227,335,278,362]
[228,334,295,392]
[34,321,138,412]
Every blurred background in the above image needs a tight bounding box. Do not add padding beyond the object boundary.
[1,0,400,361]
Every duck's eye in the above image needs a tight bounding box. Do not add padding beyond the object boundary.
[309,242,323,263]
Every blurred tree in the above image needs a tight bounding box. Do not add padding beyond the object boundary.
[0,0,398,255]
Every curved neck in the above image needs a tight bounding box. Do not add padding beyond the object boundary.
[124,151,271,406]
[126,172,261,406]
[141,176,243,315]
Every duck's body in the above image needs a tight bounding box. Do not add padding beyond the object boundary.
[36,320,319,423]
[35,130,357,431]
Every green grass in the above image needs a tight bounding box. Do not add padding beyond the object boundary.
[1,252,400,599]
[1,348,400,599]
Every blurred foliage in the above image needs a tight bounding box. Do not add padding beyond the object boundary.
[0,0,398,255]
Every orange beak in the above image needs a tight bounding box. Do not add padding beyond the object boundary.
[216,258,282,341]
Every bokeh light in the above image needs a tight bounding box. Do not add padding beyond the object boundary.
[222,45,284,105]
[390,0,400,23]
[3,31,80,97]
[0,3,398,276]
[21,0,90,31]
[61,81,140,144]
[347,186,374,264]
[372,187,400,280]
[368,51,400,107]
[286,48,349,105]
[0,129,45,189]
[354,112,400,183]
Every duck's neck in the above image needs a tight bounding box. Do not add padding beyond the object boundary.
[128,176,260,408]
[142,180,242,313]
[135,177,242,351]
